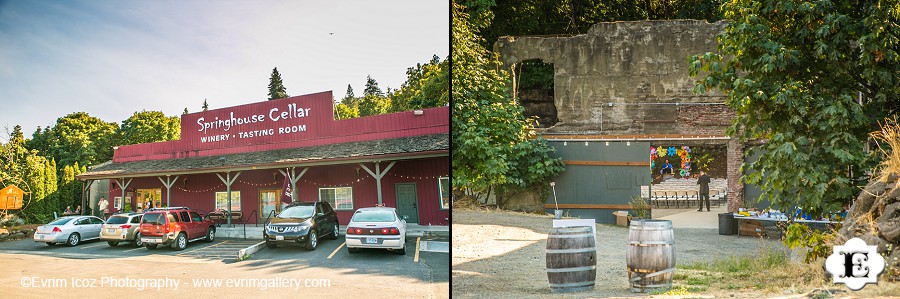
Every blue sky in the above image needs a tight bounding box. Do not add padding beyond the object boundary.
[0,0,448,136]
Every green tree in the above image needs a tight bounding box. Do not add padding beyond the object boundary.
[452,1,564,203]
[120,110,181,145]
[474,0,726,49]
[0,128,61,223]
[202,99,209,111]
[390,54,450,112]
[28,112,118,168]
[358,95,391,117]
[336,84,361,119]
[334,103,359,120]
[343,84,355,101]
[183,107,189,115]
[363,75,383,97]
[268,67,289,100]
[689,0,900,216]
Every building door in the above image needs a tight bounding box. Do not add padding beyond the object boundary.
[259,189,281,223]
[394,183,418,224]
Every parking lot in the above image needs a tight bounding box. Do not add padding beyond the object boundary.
[0,234,448,298]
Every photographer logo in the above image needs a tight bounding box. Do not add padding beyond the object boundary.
[824,238,885,290]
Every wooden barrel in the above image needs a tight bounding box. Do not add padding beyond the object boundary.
[546,226,596,293]
[626,219,675,293]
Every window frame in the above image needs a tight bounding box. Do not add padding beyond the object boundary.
[214,191,242,212]
[438,177,450,210]
[318,187,353,211]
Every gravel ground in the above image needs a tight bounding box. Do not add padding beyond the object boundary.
[452,209,790,298]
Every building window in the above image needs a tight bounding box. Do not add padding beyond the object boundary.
[439,177,450,210]
[319,187,352,210]
[215,191,241,211]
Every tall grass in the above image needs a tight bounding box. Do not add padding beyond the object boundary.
[872,116,900,179]
[677,243,825,293]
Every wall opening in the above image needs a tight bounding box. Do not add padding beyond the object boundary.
[515,59,557,128]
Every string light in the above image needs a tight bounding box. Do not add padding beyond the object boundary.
[299,176,369,187]
[390,173,448,180]
[174,184,224,193]
[91,173,449,195]
[237,180,279,187]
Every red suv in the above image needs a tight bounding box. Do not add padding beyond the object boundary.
[139,207,215,250]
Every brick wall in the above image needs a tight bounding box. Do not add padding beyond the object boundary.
[726,137,745,212]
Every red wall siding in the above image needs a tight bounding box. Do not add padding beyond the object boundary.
[104,157,449,225]
[112,91,449,163]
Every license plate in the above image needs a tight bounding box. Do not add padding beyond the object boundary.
[275,235,284,241]
[365,238,377,244]
[39,235,44,240]
[108,229,115,233]
[141,238,157,244]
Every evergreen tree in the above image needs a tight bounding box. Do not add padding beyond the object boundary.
[268,67,289,100]
[202,99,208,111]
[182,108,188,115]
[344,84,355,100]
[364,75,383,97]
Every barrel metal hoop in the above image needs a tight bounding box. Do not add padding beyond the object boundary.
[548,281,596,288]
[546,247,596,254]
[546,265,596,273]
[630,283,673,290]
[629,268,675,282]
[628,227,672,231]
[627,241,674,245]
[548,233,595,239]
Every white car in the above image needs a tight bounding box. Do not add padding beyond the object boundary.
[34,216,105,246]
[345,207,407,255]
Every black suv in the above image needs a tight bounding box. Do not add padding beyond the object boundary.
[264,201,340,250]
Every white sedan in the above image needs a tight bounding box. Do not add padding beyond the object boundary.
[345,207,406,255]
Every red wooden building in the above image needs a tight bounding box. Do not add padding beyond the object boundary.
[77,91,450,226]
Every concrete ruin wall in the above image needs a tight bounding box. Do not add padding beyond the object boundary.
[495,20,731,135]
[495,20,746,211]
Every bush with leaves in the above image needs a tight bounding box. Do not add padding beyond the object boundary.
[452,1,564,205]
[689,0,900,218]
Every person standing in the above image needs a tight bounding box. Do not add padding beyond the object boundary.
[98,196,109,219]
[661,160,674,174]
[697,171,711,212]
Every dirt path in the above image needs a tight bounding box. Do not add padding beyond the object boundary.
[452,209,789,298]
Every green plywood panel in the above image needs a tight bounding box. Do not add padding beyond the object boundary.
[545,141,651,224]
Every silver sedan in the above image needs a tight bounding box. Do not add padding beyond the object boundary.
[33,216,105,246]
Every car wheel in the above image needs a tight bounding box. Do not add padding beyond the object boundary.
[305,230,317,251]
[172,233,187,251]
[133,232,142,247]
[205,227,215,242]
[266,241,277,249]
[327,223,339,240]
[107,241,119,247]
[347,247,358,254]
[45,242,56,246]
[67,233,80,246]
[146,244,158,249]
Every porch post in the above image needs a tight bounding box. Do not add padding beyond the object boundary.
[278,167,308,202]
[115,177,132,212]
[157,175,179,208]
[359,161,396,205]
[216,172,241,225]
[81,180,94,215]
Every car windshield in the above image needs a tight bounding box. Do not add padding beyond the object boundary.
[278,206,315,219]
[351,210,396,222]
[48,218,73,225]
[141,213,165,225]
[106,216,128,224]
